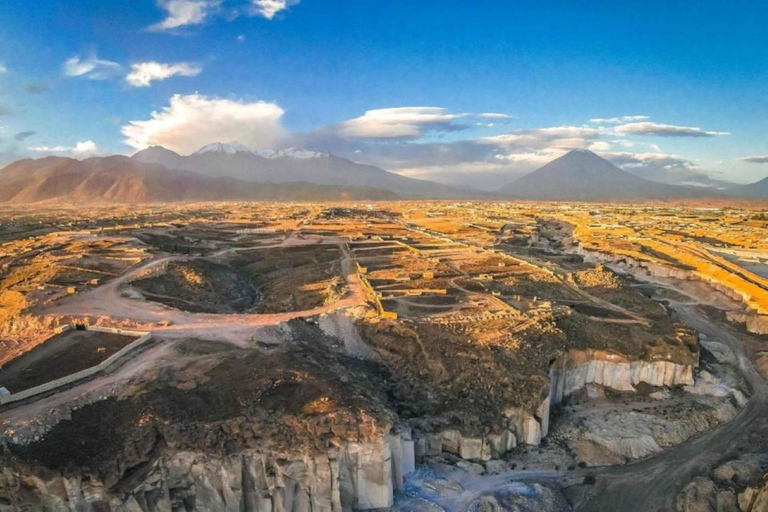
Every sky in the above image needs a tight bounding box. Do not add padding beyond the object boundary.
[1,0,767,189]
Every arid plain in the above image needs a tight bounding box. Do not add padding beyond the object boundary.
[0,201,766,512]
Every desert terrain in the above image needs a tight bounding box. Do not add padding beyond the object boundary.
[0,201,766,512]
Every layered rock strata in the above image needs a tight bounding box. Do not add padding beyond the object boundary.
[549,348,695,405]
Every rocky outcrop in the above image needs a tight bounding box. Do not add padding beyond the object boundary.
[726,311,768,335]
[676,454,768,512]
[411,397,550,463]
[570,244,768,335]
[0,432,417,512]
[549,349,695,405]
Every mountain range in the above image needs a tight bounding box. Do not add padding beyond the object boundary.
[131,142,486,199]
[0,144,765,203]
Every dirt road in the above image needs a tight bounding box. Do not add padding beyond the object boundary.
[41,235,367,340]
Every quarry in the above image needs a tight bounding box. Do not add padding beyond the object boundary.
[0,201,766,512]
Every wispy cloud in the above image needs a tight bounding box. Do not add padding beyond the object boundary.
[741,155,768,164]
[589,115,649,124]
[251,0,301,20]
[0,63,7,74]
[320,107,511,140]
[29,140,99,158]
[614,121,729,137]
[63,54,121,80]
[149,0,221,30]
[122,93,287,154]
[126,62,202,87]
[149,0,299,31]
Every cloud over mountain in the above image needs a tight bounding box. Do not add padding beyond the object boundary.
[320,107,509,140]
[122,94,288,154]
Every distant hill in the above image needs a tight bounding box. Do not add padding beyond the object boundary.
[132,142,488,199]
[728,176,768,199]
[0,156,399,203]
[500,149,723,201]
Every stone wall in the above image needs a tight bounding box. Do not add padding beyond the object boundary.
[0,326,152,406]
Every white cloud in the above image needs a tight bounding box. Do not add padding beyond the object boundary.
[741,156,768,164]
[476,112,512,120]
[480,126,604,149]
[150,0,221,30]
[72,140,99,156]
[0,63,7,74]
[29,140,99,158]
[251,0,300,20]
[590,115,649,124]
[122,93,288,154]
[126,62,202,87]
[614,121,729,137]
[326,107,501,140]
[63,54,121,80]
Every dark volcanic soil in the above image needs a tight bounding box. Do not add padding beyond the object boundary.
[5,337,395,488]
[131,259,260,314]
[0,330,135,393]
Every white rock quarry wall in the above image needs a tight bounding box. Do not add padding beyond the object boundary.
[549,349,695,406]
[5,433,417,512]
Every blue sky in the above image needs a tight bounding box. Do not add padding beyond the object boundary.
[1,0,767,188]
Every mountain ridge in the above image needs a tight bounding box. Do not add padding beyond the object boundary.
[131,142,490,199]
[0,155,400,204]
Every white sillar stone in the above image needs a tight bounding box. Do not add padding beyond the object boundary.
[522,416,541,446]
[401,440,416,478]
[536,396,551,438]
[388,434,404,491]
[441,430,461,455]
[459,437,484,460]
[344,441,394,511]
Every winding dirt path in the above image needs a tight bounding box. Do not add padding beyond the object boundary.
[40,235,367,337]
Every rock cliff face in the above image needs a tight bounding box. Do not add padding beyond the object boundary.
[1,432,416,512]
[549,349,695,405]
[726,311,768,335]
[412,402,549,462]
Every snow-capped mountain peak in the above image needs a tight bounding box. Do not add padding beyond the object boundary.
[193,143,328,160]
[194,142,255,155]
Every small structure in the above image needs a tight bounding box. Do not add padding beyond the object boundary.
[89,278,100,286]
[0,387,9,398]
[66,286,77,294]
